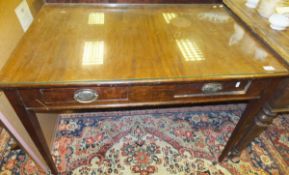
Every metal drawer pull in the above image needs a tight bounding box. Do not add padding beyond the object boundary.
[74,89,99,103]
[202,83,223,93]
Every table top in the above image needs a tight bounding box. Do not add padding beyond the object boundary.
[224,0,289,66]
[0,4,287,87]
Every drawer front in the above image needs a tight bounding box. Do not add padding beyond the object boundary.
[19,86,128,108]
[174,80,250,98]
[19,79,264,111]
[129,80,252,102]
[40,87,128,104]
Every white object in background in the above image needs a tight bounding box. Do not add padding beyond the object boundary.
[229,24,245,46]
[276,7,289,14]
[15,0,33,32]
[269,14,289,30]
[254,47,268,60]
[245,0,260,8]
[257,0,281,18]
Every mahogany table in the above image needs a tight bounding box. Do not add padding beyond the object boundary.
[0,3,288,174]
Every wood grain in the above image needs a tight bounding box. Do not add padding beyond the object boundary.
[224,0,289,113]
[0,3,288,173]
[224,0,289,66]
[0,0,47,171]
[0,4,287,88]
[222,1,289,162]
[0,0,44,70]
[46,0,222,3]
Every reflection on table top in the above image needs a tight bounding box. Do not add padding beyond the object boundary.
[0,4,287,87]
[224,0,289,66]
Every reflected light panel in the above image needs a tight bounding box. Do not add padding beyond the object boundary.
[82,41,104,65]
[176,39,205,61]
[163,13,177,24]
[88,13,105,25]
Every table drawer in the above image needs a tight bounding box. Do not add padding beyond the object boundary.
[19,79,263,111]
[19,86,128,108]
[175,80,251,98]
[129,80,252,102]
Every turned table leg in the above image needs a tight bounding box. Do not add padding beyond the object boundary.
[228,104,277,162]
[219,78,282,162]
[219,99,263,162]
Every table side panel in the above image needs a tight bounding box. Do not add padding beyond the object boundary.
[271,79,289,112]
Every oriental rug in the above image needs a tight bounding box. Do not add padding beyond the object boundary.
[0,104,288,175]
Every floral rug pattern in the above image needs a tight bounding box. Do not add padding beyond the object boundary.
[0,129,45,175]
[266,116,289,166]
[0,104,288,175]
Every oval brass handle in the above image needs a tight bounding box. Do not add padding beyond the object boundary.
[74,89,99,103]
[201,83,223,94]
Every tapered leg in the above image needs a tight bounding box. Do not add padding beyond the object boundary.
[4,90,58,174]
[219,99,264,162]
[219,78,282,162]
[228,104,277,161]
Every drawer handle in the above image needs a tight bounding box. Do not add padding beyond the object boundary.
[74,89,99,103]
[202,83,223,94]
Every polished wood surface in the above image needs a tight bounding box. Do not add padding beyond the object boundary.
[1,3,289,174]
[0,0,43,70]
[0,0,48,170]
[222,0,289,165]
[224,0,289,65]
[46,0,222,4]
[224,0,289,113]
[0,4,287,88]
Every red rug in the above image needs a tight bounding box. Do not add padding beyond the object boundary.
[0,104,288,175]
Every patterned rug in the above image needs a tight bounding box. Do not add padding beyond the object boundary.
[0,104,288,175]
[0,129,45,175]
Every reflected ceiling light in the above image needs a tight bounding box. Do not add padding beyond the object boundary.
[88,13,105,25]
[82,41,104,65]
[162,13,177,24]
[176,39,205,61]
